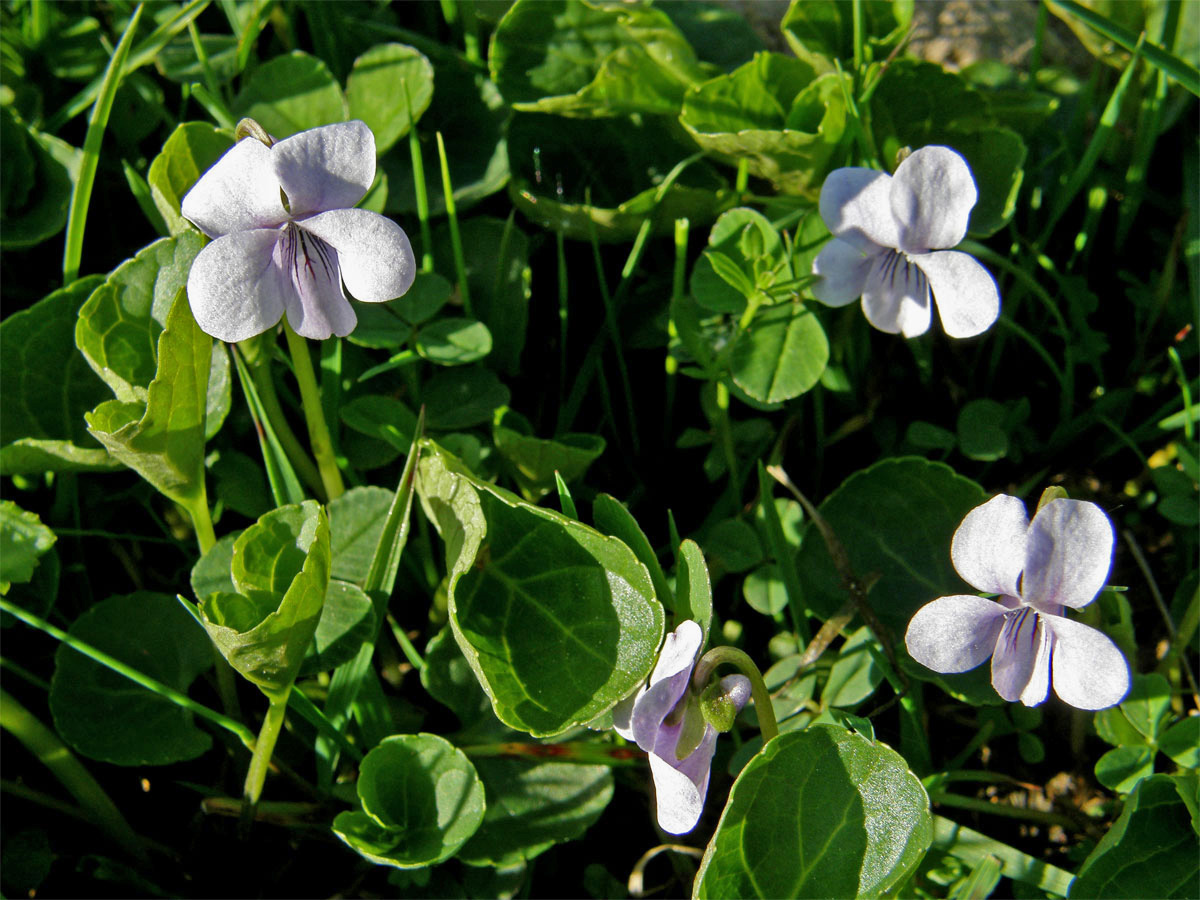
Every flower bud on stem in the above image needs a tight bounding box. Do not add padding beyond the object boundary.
[691,646,778,744]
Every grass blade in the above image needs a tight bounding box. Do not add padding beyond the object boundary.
[1047,0,1199,97]
[62,3,145,284]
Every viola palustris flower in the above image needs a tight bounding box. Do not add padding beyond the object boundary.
[811,145,1000,338]
[905,494,1130,710]
[182,120,415,342]
[613,620,751,834]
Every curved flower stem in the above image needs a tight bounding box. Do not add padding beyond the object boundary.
[282,323,344,501]
[241,687,291,835]
[692,646,778,744]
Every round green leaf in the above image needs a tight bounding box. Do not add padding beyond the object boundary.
[423,367,511,430]
[1161,717,1200,769]
[346,43,433,154]
[695,725,932,898]
[1095,745,1156,794]
[333,733,485,869]
[956,398,1008,461]
[49,593,214,765]
[729,299,828,403]
[415,318,493,366]
[742,565,787,616]
[232,51,348,139]
[691,208,784,314]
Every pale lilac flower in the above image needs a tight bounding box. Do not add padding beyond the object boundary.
[182,121,415,342]
[811,145,1000,338]
[613,620,751,834]
[905,494,1130,710]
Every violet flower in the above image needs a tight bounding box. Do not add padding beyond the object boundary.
[905,494,1130,709]
[182,120,415,342]
[613,620,751,834]
[811,145,1000,338]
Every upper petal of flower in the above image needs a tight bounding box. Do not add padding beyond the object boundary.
[811,238,875,307]
[629,620,703,752]
[1043,613,1130,709]
[905,594,1006,673]
[272,120,376,218]
[181,137,288,238]
[861,251,932,337]
[991,607,1046,703]
[298,208,416,303]
[951,494,1028,596]
[819,167,901,252]
[186,229,288,342]
[1023,499,1114,609]
[648,726,718,834]
[890,146,977,253]
[275,224,357,340]
[913,250,1000,339]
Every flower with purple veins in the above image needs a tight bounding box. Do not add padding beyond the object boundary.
[811,145,1000,339]
[905,494,1130,710]
[182,120,416,342]
[613,620,751,834]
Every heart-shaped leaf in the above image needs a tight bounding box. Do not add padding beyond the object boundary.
[417,441,664,736]
[332,733,485,868]
[191,501,330,693]
[694,725,932,898]
[49,593,213,765]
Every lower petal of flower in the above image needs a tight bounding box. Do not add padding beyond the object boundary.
[992,606,1048,703]
[648,727,718,835]
[861,250,932,337]
[186,228,289,342]
[913,249,1000,339]
[276,222,356,339]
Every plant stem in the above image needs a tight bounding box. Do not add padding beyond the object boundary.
[282,323,344,501]
[249,358,325,497]
[693,646,778,743]
[1,689,147,862]
[241,687,291,833]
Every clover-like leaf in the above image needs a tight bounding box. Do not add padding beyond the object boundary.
[416,441,664,736]
[332,734,485,869]
[0,501,56,590]
[493,409,605,501]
